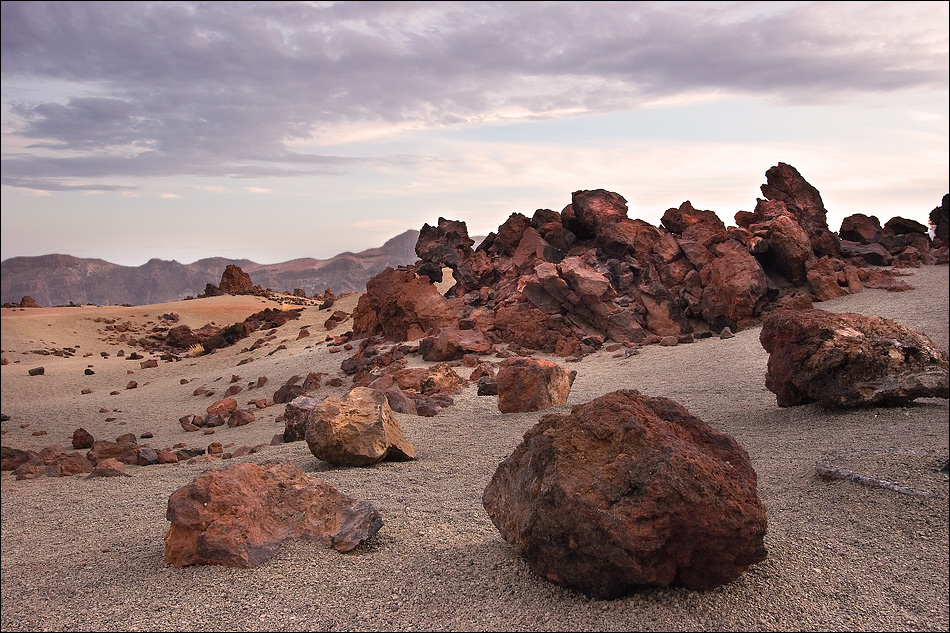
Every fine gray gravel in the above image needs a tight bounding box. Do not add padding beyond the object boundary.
[1,265,947,632]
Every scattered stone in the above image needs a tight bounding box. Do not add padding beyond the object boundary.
[72,428,95,449]
[28,367,45,376]
[89,457,132,478]
[495,357,575,414]
[164,462,383,567]
[206,398,238,416]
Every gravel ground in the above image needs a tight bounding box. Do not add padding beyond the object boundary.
[1,265,947,632]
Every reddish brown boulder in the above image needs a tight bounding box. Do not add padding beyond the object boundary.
[86,435,139,465]
[805,256,850,301]
[495,357,574,414]
[206,398,237,417]
[760,308,950,408]
[72,428,95,449]
[747,212,814,284]
[661,200,726,239]
[420,326,493,362]
[483,389,768,598]
[1,446,37,471]
[227,409,256,428]
[304,387,416,466]
[839,241,893,266]
[88,457,132,477]
[165,324,199,348]
[419,363,465,395]
[839,214,883,244]
[164,462,383,568]
[273,382,308,404]
[282,396,318,442]
[217,265,254,294]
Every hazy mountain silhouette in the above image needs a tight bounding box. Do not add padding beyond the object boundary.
[1,230,420,307]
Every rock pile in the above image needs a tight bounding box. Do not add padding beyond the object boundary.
[349,163,938,359]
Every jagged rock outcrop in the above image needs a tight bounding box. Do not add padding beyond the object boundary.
[351,164,929,358]
[483,389,768,598]
[760,308,950,408]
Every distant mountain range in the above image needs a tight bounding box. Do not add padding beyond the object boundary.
[1,230,421,307]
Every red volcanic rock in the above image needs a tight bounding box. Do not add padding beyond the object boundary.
[482,389,768,598]
[661,200,726,239]
[495,357,575,414]
[883,216,929,236]
[88,457,132,478]
[273,381,308,404]
[759,162,840,258]
[419,362,465,395]
[165,324,199,348]
[861,268,914,291]
[566,189,629,237]
[352,267,460,341]
[839,214,883,244]
[223,385,243,398]
[420,326,493,362]
[86,435,139,465]
[217,264,254,294]
[282,396,318,443]
[747,212,814,284]
[698,241,768,331]
[304,387,416,466]
[206,398,238,417]
[1,446,37,471]
[760,308,949,408]
[839,241,893,266]
[227,409,256,428]
[805,257,851,301]
[164,462,383,568]
[72,428,95,449]
[415,217,494,290]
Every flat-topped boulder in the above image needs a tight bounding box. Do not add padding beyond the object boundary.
[164,462,382,568]
[760,308,949,408]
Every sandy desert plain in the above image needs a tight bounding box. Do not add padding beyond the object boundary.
[0,264,947,632]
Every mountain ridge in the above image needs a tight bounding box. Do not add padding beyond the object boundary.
[1,230,421,307]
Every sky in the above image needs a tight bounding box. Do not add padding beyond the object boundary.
[2,1,948,267]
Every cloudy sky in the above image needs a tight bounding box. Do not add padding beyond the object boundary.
[2,1,947,266]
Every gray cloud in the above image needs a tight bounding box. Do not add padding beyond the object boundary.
[2,0,947,188]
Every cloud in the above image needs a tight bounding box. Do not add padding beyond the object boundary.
[160,193,182,199]
[1,1,947,190]
[246,186,271,194]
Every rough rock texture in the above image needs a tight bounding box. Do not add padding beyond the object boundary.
[760,308,950,408]
[304,387,416,466]
[164,462,383,568]
[495,357,575,414]
[482,389,768,598]
[349,163,925,366]
[282,396,319,443]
